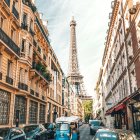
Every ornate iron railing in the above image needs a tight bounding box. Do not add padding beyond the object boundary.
[30,89,34,95]
[6,76,13,85]
[0,28,20,56]
[18,82,28,91]
[21,23,28,30]
[12,6,19,19]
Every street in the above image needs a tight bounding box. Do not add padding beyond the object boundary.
[79,124,93,140]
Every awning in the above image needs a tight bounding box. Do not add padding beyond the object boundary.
[115,103,125,111]
[105,107,115,116]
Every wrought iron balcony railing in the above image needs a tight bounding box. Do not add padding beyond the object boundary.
[22,0,37,13]
[6,76,13,85]
[21,23,28,30]
[29,27,35,36]
[0,28,20,56]
[18,82,28,91]
[0,72,2,80]
[4,0,10,7]
[30,89,34,95]
[12,6,19,19]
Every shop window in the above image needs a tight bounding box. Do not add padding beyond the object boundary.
[7,60,12,78]
[39,104,45,123]
[0,89,10,125]
[14,96,26,124]
[29,100,38,124]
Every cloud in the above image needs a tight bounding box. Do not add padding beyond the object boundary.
[35,0,112,96]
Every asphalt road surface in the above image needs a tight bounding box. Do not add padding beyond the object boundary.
[79,124,94,140]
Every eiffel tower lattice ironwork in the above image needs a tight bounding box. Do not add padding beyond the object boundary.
[67,17,86,96]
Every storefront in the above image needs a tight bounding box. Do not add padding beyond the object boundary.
[106,97,129,130]
[127,91,140,137]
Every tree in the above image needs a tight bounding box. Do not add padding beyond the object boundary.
[83,100,93,122]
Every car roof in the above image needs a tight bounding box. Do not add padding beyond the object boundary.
[97,128,116,133]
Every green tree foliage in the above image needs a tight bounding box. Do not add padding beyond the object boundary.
[83,100,93,122]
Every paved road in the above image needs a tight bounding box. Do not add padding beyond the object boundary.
[79,124,94,140]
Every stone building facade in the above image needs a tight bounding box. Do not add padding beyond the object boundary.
[95,0,140,136]
[0,0,63,128]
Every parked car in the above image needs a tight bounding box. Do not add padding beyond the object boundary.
[90,120,104,135]
[42,123,56,139]
[0,127,26,140]
[23,124,48,140]
[93,129,137,140]
[93,129,119,140]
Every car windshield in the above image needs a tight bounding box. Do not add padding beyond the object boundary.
[95,132,118,140]
[24,125,40,137]
[91,121,101,126]
[56,123,69,131]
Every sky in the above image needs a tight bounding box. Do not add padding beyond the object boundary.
[35,0,112,96]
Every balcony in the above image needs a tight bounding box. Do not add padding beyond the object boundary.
[4,0,10,7]
[32,62,52,83]
[22,0,37,13]
[0,72,2,80]
[0,28,20,56]
[6,76,13,85]
[30,89,34,95]
[18,82,28,91]
[21,23,28,30]
[35,92,39,97]
[12,6,19,19]
[29,27,35,36]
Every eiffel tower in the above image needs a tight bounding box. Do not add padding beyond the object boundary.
[67,17,86,96]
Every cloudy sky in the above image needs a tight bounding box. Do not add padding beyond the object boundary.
[35,0,112,96]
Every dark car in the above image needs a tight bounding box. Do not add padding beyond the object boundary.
[0,127,26,140]
[93,129,119,140]
[90,120,103,135]
[42,123,56,139]
[23,124,48,140]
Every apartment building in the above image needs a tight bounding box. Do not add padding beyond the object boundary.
[0,0,63,128]
[95,0,140,136]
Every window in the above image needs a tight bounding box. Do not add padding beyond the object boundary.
[0,17,4,29]
[24,70,28,84]
[7,60,12,77]
[19,68,23,82]
[28,44,32,57]
[29,100,38,124]
[30,19,33,30]
[0,54,2,72]
[39,104,45,123]
[11,29,16,42]
[0,89,10,125]
[14,96,27,124]
[21,39,25,53]
[23,13,27,25]
[35,82,39,93]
